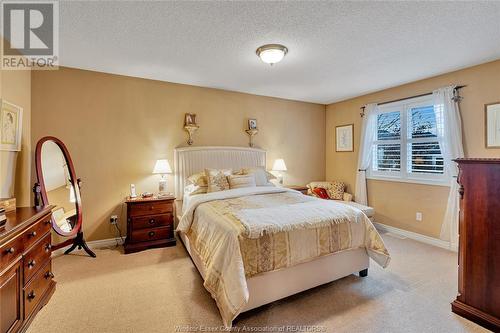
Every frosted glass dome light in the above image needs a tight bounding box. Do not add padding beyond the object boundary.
[256,44,288,65]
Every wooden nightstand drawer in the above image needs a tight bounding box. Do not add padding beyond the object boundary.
[131,213,172,230]
[21,214,52,251]
[130,226,173,243]
[129,201,173,217]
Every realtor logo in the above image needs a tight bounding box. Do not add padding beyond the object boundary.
[1,1,59,70]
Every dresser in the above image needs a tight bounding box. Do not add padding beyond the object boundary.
[452,159,500,331]
[124,196,176,254]
[0,206,55,333]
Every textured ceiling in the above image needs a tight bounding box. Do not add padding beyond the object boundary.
[60,1,500,104]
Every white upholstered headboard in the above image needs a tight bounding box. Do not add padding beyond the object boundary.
[174,146,266,200]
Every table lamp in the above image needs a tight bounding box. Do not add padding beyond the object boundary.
[272,159,287,185]
[153,159,173,195]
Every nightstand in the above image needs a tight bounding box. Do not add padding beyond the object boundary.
[124,195,176,254]
[285,185,309,195]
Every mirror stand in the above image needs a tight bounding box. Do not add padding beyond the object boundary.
[35,136,96,259]
[33,182,96,257]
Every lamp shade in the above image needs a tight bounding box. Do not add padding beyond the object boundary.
[153,159,172,174]
[272,159,287,172]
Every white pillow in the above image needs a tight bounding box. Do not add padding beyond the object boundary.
[228,174,256,189]
[240,167,274,186]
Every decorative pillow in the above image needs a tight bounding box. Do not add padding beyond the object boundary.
[312,187,329,199]
[307,181,345,200]
[228,174,256,189]
[240,167,273,186]
[205,168,232,193]
[326,181,345,200]
[186,172,208,195]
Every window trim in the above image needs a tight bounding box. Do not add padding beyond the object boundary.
[367,95,451,187]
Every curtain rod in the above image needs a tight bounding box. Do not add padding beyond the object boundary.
[359,85,466,115]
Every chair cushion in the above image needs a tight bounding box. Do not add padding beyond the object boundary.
[341,201,375,218]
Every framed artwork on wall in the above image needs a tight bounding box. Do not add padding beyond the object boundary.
[485,102,500,148]
[336,124,354,152]
[0,100,23,151]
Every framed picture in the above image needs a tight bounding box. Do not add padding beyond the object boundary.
[184,113,198,126]
[485,102,500,148]
[0,100,23,151]
[335,124,354,152]
[248,119,257,130]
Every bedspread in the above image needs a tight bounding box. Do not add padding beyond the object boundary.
[177,187,390,327]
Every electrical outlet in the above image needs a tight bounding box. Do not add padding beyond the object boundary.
[110,215,118,225]
[416,212,423,222]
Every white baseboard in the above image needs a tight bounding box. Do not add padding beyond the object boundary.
[373,222,457,252]
[52,237,124,256]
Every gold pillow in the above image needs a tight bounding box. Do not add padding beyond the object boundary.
[228,174,256,189]
[205,168,232,193]
[187,172,208,195]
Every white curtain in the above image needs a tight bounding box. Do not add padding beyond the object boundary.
[355,103,378,205]
[436,86,464,250]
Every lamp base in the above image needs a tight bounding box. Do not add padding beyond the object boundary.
[158,178,168,193]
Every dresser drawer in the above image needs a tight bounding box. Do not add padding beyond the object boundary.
[129,201,173,217]
[22,214,52,251]
[23,260,54,319]
[23,232,52,283]
[130,225,173,242]
[131,213,172,230]
[0,236,24,272]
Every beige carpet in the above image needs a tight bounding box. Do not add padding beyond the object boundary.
[27,233,489,333]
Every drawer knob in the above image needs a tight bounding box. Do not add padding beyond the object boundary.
[28,259,36,268]
[28,291,36,301]
[45,244,52,252]
[45,220,52,225]
[150,206,154,210]
[149,219,156,225]
[45,271,54,279]
[28,231,37,238]
[5,247,15,254]
[148,231,155,238]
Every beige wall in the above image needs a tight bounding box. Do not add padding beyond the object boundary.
[31,67,326,241]
[0,65,31,207]
[326,60,500,238]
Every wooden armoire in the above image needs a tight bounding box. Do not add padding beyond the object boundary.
[452,158,500,331]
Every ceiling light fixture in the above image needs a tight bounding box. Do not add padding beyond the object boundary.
[256,44,288,65]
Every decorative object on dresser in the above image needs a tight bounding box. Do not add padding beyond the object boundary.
[284,185,308,195]
[34,136,95,258]
[0,198,16,213]
[0,206,55,333]
[272,158,287,185]
[124,195,176,254]
[335,124,354,152]
[153,159,173,195]
[184,113,199,146]
[451,158,500,331]
[0,208,6,227]
[485,102,500,148]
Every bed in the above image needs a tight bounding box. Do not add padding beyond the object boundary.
[174,146,390,327]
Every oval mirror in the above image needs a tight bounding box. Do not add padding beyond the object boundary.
[35,137,82,237]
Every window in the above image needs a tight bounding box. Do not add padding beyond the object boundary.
[368,95,448,185]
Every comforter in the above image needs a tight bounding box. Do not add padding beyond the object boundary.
[177,187,390,327]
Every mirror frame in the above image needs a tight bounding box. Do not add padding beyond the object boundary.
[35,136,82,237]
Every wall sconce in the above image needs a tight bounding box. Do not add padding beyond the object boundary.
[245,118,258,147]
[184,113,199,145]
